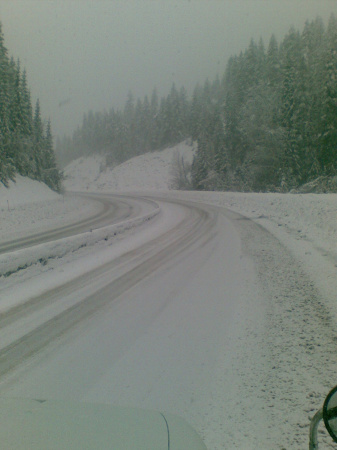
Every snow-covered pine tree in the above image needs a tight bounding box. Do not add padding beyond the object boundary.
[149,88,160,150]
[42,120,61,191]
[32,99,44,179]
[320,13,337,175]
[0,22,61,190]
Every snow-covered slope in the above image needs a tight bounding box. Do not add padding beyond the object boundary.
[0,175,100,244]
[0,175,59,209]
[63,141,196,192]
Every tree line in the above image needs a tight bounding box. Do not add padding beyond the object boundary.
[58,14,337,192]
[192,14,337,191]
[56,83,191,167]
[0,23,61,191]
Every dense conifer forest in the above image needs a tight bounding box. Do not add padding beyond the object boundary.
[58,15,337,192]
[0,23,61,191]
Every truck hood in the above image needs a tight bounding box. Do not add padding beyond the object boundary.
[0,397,206,449]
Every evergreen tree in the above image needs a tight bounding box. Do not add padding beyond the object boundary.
[0,22,13,186]
[266,34,280,87]
[32,99,44,178]
[190,83,203,141]
[150,88,160,150]
[42,120,60,191]
[0,22,61,190]
[279,27,306,183]
[320,13,337,174]
[192,137,208,190]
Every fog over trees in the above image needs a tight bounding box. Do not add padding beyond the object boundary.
[2,13,336,194]
[57,15,337,192]
[0,23,61,191]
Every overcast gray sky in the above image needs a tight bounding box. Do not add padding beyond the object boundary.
[0,0,336,137]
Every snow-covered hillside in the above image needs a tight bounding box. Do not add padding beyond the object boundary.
[63,141,196,192]
[0,175,100,244]
[0,175,59,209]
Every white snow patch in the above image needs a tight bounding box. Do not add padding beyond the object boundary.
[0,176,102,244]
[63,141,196,192]
[0,205,160,279]
[62,155,106,192]
[0,175,59,209]
[171,190,337,325]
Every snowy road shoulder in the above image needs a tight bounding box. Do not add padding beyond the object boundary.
[171,191,337,327]
[0,201,160,278]
[160,191,337,448]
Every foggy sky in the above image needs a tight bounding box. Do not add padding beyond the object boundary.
[0,0,336,137]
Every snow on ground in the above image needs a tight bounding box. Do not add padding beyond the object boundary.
[62,145,337,447]
[0,175,59,209]
[2,142,337,447]
[172,190,337,321]
[63,140,196,192]
[0,205,160,279]
[0,175,102,244]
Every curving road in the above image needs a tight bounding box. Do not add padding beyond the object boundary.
[0,193,251,448]
[0,196,215,377]
[0,193,157,255]
[1,192,332,448]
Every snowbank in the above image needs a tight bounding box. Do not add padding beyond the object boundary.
[0,175,59,209]
[174,190,337,259]
[0,172,161,278]
[63,141,195,192]
[171,190,337,331]
[0,177,102,245]
[0,205,160,278]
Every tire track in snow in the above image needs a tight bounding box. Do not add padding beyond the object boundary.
[0,194,135,255]
[0,199,216,380]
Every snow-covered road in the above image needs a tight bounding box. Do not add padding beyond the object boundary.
[0,193,158,254]
[1,190,337,448]
[0,195,254,448]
